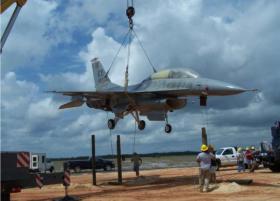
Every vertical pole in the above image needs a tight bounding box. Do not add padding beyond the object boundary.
[91,135,96,185]
[117,135,122,184]
[201,127,208,145]
[65,186,68,197]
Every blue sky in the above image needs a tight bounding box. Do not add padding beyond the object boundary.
[1,0,280,157]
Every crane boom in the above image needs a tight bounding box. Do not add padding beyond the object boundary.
[0,0,27,53]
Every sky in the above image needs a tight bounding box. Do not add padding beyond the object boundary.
[1,0,279,157]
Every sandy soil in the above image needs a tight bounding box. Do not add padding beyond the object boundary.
[12,167,280,201]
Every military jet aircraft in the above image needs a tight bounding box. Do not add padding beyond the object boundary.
[51,58,255,133]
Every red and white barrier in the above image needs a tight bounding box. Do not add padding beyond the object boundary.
[63,170,71,186]
[16,152,30,168]
[35,173,43,188]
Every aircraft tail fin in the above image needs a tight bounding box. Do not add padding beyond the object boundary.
[91,58,117,91]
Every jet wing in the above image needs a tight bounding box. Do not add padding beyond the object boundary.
[49,90,180,110]
[49,90,171,99]
[50,90,114,99]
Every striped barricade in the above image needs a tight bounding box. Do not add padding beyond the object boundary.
[63,170,71,186]
[35,173,44,188]
[16,152,30,168]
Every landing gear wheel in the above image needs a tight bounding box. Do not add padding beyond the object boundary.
[165,124,172,133]
[108,119,115,129]
[138,120,146,130]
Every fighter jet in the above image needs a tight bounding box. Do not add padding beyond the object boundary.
[51,58,255,133]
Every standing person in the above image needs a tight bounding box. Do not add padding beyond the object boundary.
[237,147,245,172]
[250,146,259,172]
[208,144,217,184]
[243,147,248,170]
[196,144,215,192]
[245,147,253,170]
[131,152,142,177]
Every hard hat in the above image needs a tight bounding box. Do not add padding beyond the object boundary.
[237,147,243,152]
[251,146,255,150]
[201,144,208,152]
[246,147,249,150]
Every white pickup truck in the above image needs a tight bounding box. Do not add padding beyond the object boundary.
[215,147,238,170]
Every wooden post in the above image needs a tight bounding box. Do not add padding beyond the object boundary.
[91,135,96,185]
[201,127,208,145]
[116,135,122,184]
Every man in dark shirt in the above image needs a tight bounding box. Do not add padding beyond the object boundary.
[208,144,217,184]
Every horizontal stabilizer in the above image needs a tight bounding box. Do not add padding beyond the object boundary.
[59,99,84,109]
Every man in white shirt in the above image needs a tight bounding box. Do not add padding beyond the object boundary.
[196,144,215,192]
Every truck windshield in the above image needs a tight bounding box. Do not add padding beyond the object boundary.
[216,149,224,155]
[223,149,233,155]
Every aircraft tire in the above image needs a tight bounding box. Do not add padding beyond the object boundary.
[138,120,145,130]
[108,119,115,129]
[165,124,172,133]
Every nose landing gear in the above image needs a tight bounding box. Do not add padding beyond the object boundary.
[164,114,172,134]
[165,124,172,133]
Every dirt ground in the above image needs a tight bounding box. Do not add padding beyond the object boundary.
[12,167,280,201]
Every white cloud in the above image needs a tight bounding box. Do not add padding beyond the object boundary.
[27,98,59,120]
[1,0,58,72]
[1,72,39,115]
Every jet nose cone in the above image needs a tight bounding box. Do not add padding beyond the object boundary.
[225,85,247,94]
[207,80,249,96]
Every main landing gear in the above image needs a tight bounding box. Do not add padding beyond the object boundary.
[131,110,146,131]
[138,120,145,130]
[108,112,172,134]
[108,119,115,130]
[107,112,146,131]
[164,114,172,134]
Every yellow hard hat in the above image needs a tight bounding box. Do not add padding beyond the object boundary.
[201,144,208,152]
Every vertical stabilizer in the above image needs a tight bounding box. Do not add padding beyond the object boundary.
[91,58,116,91]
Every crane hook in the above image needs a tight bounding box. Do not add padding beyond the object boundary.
[126,6,135,29]
[126,6,135,19]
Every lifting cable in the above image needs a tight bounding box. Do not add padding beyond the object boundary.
[132,29,157,73]
[132,120,137,153]
[124,26,132,91]
[106,29,131,77]
[124,0,134,91]
[106,0,157,87]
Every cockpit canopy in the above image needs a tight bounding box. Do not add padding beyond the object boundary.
[150,68,199,80]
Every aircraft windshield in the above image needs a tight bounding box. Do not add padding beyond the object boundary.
[150,69,199,80]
